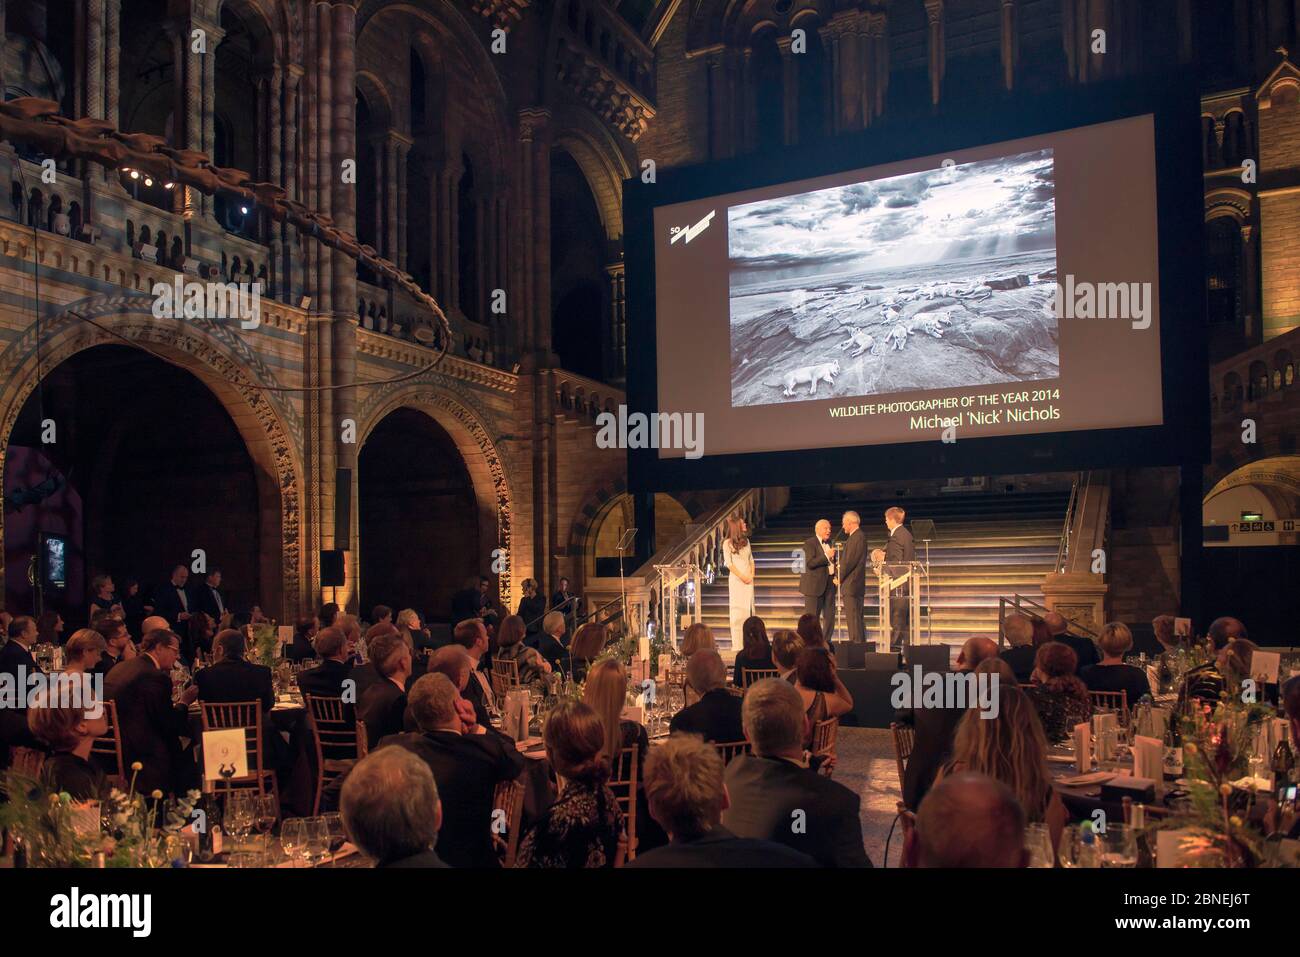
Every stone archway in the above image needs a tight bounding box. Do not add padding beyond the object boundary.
[0,296,305,617]
[356,384,515,611]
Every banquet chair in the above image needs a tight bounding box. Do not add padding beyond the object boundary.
[609,744,639,862]
[492,779,525,868]
[199,701,279,807]
[713,739,751,766]
[886,801,917,868]
[356,720,369,759]
[90,699,127,789]
[305,695,363,815]
[811,717,839,776]
[491,658,521,700]
[740,667,779,689]
[9,746,45,778]
[1089,690,1129,725]
[889,721,915,798]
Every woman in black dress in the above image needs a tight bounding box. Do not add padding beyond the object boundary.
[733,616,774,687]
[516,578,546,637]
[27,700,109,801]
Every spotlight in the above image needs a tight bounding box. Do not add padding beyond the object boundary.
[240,206,249,215]
[144,178,153,187]
[164,183,174,190]
[129,170,139,180]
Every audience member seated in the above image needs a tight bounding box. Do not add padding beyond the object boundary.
[795,613,829,652]
[770,629,804,684]
[518,701,625,868]
[453,618,495,726]
[103,629,199,795]
[1023,642,1092,743]
[27,692,109,800]
[1000,613,1037,684]
[1184,637,1258,706]
[975,657,1018,687]
[297,627,354,701]
[722,679,871,867]
[732,616,773,687]
[495,614,553,688]
[905,772,1028,868]
[793,646,853,748]
[680,621,715,658]
[319,602,341,630]
[87,574,122,623]
[90,616,135,676]
[1044,610,1099,670]
[37,610,65,646]
[286,617,319,663]
[1080,621,1152,707]
[629,733,816,868]
[529,611,568,672]
[940,685,1068,849]
[379,673,525,868]
[568,621,608,684]
[184,612,215,664]
[358,632,414,749]
[395,608,431,652]
[1031,616,1052,648]
[898,635,998,810]
[340,747,448,868]
[669,650,745,743]
[194,629,274,711]
[63,629,106,675]
[371,605,393,628]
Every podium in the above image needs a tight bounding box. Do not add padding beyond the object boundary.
[875,560,924,649]
[654,562,701,652]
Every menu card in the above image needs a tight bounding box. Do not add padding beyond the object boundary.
[1133,735,1165,797]
[1073,722,1091,773]
[1092,712,1118,762]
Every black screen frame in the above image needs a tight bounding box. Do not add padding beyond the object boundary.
[624,74,1207,493]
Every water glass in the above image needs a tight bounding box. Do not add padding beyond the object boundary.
[305,817,332,867]
[1098,823,1138,867]
[1024,822,1055,868]
[281,817,308,867]
[1057,825,1085,868]
[227,850,259,868]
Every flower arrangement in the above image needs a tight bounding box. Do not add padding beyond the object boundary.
[0,761,200,868]
[251,621,280,668]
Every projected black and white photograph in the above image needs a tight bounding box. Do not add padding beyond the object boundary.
[727,149,1061,407]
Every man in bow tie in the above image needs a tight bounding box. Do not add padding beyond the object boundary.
[798,519,837,640]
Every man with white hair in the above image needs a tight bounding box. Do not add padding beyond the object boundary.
[1044,610,1098,671]
[798,519,837,639]
[341,746,448,868]
[669,649,744,743]
[722,679,871,867]
[380,672,523,868]
[836,510,868,644]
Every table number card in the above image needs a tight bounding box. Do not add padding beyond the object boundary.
[1251,650,1281,685]
[1073,722,1091,773]
[202,727,248,784]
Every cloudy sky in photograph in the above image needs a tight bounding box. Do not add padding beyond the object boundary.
[727,148,1056,274]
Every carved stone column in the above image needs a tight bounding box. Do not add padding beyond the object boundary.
[739,47,754,151]
[518,108,552,359]
[200,23,225,220]
[705,45,728,161]
[268,64,283,186]
[105,0,120,126]
[777,34,798,146]
[924,0,945,106]
[868,11,888,121]
[395,140,409,271]
[606,260,626,382]
[87,0,104,119]
[1240,223,1258,342]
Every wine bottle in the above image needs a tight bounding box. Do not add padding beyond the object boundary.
[1273,736,1296,787]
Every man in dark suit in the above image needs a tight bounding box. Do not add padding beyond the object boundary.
[452,618,495,727]
[152,565,194,633]
[103,628,199,795]
[357,632,413,749]
[629,733,816,868]
[835,510,868,645]
[0,616,44,768]
[194,629,273,711]
[340,747,449,868]
[297,626,355,702]
[669,650,744,743]
[381,672,525,868]
[872,506,915,651]
[190,569,228,623]
[550,577,579,631]
[723,678,872,867]
[898,636,998,810]
[1000,613,1037,683]
[798,519,837,641]
[90,616,135,677]
[1044,610,1100,671]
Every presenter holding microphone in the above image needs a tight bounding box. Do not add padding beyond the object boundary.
[798,519,837,640]
[871,506,915,651]
[723,515,755,649]
[835,511,868,644]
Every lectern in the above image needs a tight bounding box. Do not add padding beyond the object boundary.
[876,560,924,650]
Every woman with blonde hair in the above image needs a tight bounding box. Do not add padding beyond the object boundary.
[721,515,754,649]
[681,622,715,658]
[584,658,649,764]
[943,685,1067,847]
[63,629,106,675]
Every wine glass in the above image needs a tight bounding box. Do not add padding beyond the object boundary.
[1023,822,1056,868]
[1057,824,1083,868]
[280,817,308,867]
[253,793,277,859]
[1098,823,1138,867]
[225,791,254,847]
[322,812,346,863]
[304,817,332,867]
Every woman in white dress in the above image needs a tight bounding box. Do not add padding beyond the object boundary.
[722,515,755,648]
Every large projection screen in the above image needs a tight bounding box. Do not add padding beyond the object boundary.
[626,81,1205,491]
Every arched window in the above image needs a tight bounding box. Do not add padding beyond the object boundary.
[458,153,479,321]
[1205,218,1240,327]
[410,49,427,132]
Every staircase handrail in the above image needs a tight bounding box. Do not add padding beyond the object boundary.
[996,593,1099,647]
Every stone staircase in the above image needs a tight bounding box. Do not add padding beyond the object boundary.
[700,488,1070,649]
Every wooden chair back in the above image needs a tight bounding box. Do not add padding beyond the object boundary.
[740,667,779,688]
[811,716,839,775]
[305,695,362,815]
[713,739,751,766]
[1089,689,1129,725]
[90,699,127,788]
[609,745,639,862]
[491,657,521,699]
[9,746,45,778]
[890,721,915,799]
[492,779,525,867]
[199,701,274,799]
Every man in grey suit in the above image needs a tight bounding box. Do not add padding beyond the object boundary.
[835,511,868,644]
[873,506,915,651]
[797,519,837,640]
[722,679,872,868]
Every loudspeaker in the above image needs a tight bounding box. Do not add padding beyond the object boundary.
[905,645,950,673]
[334,468,352,549]
[321,549,345,587]
[835,642,869,669]
[861,651,901,672]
